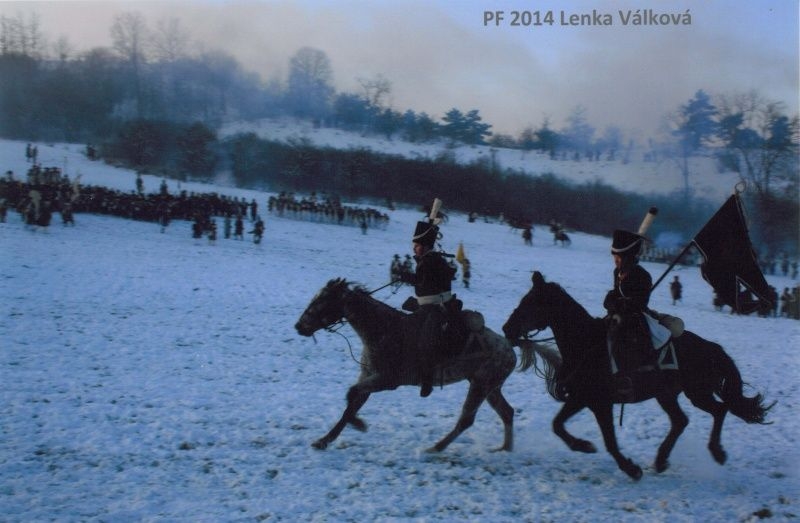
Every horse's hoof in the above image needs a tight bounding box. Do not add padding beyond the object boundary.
[655,459,670,473]
[350,417,368,432]
[710,445,727,465]
[622,459,643,480]
[571,440,597,454]
[311,439,328,450]
[492,444,513,453]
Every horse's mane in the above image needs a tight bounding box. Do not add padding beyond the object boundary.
[340,279,403,317]
[546,281,596,323]
[541,281,608,357]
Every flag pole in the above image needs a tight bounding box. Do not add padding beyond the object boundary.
[650,241,695,292]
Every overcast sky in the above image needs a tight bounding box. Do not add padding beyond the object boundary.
[3,0,797,138]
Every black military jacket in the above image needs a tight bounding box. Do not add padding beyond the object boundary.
[603,263,652,315]
[403,250,454,298]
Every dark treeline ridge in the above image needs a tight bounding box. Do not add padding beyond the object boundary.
[220,132,719,243]
[84,122,798,254]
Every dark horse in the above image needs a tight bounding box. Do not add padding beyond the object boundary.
[295,278,523,452]
[503,271,773,480]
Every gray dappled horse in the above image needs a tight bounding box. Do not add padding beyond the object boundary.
[503,271,773,480]
[295,278,524,452]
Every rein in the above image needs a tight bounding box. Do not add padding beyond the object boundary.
[318,279,397,369]
[324,320,366,368]
[368,279,402,296]
[521,329,555,344]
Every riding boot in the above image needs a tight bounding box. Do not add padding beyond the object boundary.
[609,326,635,401]
[418,306,444,397]
[420,380,433,397]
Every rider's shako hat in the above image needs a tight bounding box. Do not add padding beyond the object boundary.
[413,221,438,248]
[611,230,645,256]
[413,197,444,248]
[611,207,658,256]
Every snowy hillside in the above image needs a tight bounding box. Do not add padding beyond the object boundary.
[1,137,798,521]
[220,118,742,203]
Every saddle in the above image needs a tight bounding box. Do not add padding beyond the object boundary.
[441,309,485,358]
[609,312,683,402]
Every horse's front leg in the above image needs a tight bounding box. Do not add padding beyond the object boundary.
[312,385,370,450]
[590,403,642,480]
[553,400,596,453]
[312,374,393,450]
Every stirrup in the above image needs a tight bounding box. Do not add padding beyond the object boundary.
[614,375,633,397]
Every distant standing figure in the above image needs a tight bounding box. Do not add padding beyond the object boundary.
[461,258,471,289]
[250,199,258,222]
[670,276,683,305]
[61,202,75,226]
[234,215,244,240]
[522,227,533,246]
[224,215,232,239]
[251,216,264,244]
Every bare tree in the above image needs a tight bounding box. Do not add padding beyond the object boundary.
[286,47,335,121]
[151,17,190,63]
[111,11,148,65]
[358,74,392,109]
[110,11,149,116]
[52,35,73,63]
[0,12,45,57]
[716,91,799,197]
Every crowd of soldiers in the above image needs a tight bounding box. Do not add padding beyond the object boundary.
[760,254,799,279]
[3,152,798,317]
[1,162,390,246]
[268,192,390,231]
[1,166,76,227]
[390,254,415,283]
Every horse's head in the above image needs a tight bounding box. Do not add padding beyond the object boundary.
[295,278,351,336]
[503,271,554,342]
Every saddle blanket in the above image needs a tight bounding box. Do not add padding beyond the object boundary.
[645,313,673,350]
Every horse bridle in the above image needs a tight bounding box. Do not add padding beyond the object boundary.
[517,328,555,345]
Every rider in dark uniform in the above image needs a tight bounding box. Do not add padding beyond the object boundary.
[603,228,655,398]
[400,210,460,397]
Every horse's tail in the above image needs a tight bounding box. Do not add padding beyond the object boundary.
[713,343,774,425]
[517,339,563,400]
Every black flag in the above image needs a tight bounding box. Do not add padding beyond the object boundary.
[692,194,771,314]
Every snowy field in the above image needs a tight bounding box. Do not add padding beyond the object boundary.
[1,138,799,522]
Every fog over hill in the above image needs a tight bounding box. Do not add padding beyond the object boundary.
[220,117,741,203]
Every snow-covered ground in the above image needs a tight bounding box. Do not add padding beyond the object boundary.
[1,137,798,521]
